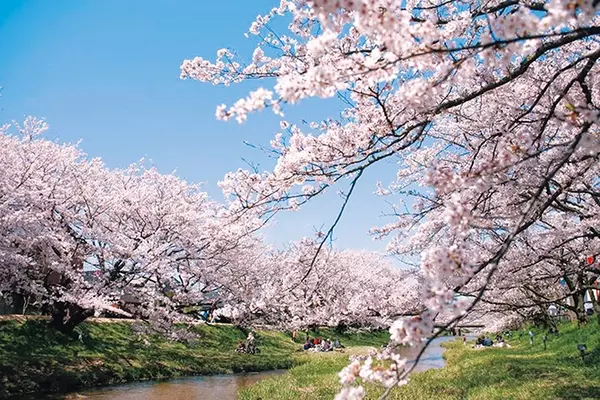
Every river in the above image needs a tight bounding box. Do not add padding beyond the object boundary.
[55,336,457,400]
[403,335,457,372]
[61,370,285,400]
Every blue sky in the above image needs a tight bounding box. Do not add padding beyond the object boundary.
[0,0,400,253]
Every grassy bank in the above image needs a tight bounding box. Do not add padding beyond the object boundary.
[0,318,389,398]
[238,350,358,399]
[241,322,600,400]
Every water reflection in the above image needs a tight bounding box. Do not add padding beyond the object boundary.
[70,370,284,400]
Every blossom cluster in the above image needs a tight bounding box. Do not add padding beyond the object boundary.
[183,0,600,397]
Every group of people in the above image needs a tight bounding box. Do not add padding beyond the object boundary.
[303,336,344,352]
[235,332,258,354]
[474,333,510,348]
[475,335,494,347]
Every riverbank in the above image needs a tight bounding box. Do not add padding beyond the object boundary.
[240,322,600,399]
[0,318,389,398]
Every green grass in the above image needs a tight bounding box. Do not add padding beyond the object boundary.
[239,351,365,400]
[240,322,600,400]
[0,319,389,398]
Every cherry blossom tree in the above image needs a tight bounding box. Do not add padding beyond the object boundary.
[182,0,599,397]
[0,117,115,331]
[0,117,418,337]
[0,118,264,333]
[469,218,600,325]
[217,240,422,329]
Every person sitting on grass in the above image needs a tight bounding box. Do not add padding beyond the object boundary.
[334,338,344,349]
[236,341,246,353]
[303,337,314,351]
[322,339,331,352]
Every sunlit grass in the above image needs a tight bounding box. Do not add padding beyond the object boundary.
[241,321,600,400]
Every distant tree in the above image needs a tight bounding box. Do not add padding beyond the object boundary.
[219,240,423,329]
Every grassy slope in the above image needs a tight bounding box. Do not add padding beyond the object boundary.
[0,319,389,398]
[240,322,600,400]
[238,352,356,399]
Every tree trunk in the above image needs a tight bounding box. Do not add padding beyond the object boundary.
[588,289,600,325]
[574,291,587,325]
[21,295,31,315]
[50,302,94,334]
[334,322,347,334]
[11,293,25,314]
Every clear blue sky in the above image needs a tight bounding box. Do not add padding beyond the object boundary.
[0,0,400,252]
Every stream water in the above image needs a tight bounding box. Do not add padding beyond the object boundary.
[60,370,285,400]
[55,336,457,400]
